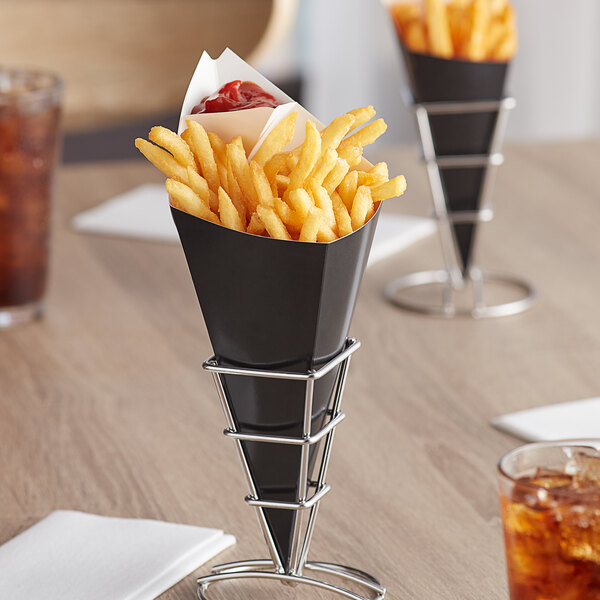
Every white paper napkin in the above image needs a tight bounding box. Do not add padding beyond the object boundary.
[71,184,178,243]
[71,184,434,266]
[0,510,235,600]
[367,211,435,266]
[492,397,600,442]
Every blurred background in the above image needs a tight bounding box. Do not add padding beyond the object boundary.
[297,0,600,143]
[2,0,598,161]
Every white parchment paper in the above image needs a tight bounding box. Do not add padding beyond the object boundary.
[177,48,324,158]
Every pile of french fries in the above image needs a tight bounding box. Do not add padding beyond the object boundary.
[135,107,406,242]
[391,0,517,62]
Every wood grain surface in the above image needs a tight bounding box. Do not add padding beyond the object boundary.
[2,141,600,599]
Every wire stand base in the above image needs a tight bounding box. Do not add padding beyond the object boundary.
[387,94,535,319]
[197,559,385,600]
[199,338,385,600]
[385,268,536,318]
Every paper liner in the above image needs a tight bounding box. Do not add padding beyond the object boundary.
[178,48,322,155]
[400,45,509,272]
[171,47,382,571]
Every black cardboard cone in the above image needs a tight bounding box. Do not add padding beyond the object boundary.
[400,44,509,273]
[172,206,380,570]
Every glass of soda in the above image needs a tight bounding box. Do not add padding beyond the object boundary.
[498,440,600,600]
[0,68,62,327]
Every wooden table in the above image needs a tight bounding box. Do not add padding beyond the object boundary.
[2,140,600,599]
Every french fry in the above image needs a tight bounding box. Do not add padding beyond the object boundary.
[256,205,292,240]
[500,3,516,30]
[247,212,266,235]
[492,4,517,60]
[320,113,356,153]
[169,195,183,212]
[464,0,491,61]
[338,170,359,211]
[186,166,208,199]
[227,139,259,211]
[299,207,322,242]
[448,1,471,56]
[357,166,388,187]
[166,179,219,224]
[231,136,245,152]
[218,186,244,232]
[275,174,290,196]
[264,152,289,183]
[357,172,376,186]
[493,29,517,61]
[368,162,389,184]
[286,121,321,195]
[149,126,196,169]
[217,165,230,195]
[223,137,245,197]
[206,131,229,190]
[286,153,299,173]
[486,19,506,58]
[371,176,407,202]
[252,112,297,167]
[288,188,313,219]
[135,138,189,183]
[350,185,373,231]
[337,144,363,168]
[339,119,387,152]
[275,174,290,187]
[425,0,453,58]
[309,147,338,187]
[207,131,227,164]
[347,106,376,131]
[366,201,378,222]
[317,225,337,243]
[310,183,336,230]
[226,162,248,225]
[390,2,421,35]
[186,166,218,213]
[183,120,220,193]
[332,192,353,238]
[274,198,303,234]
[489,0,507,17]
[250,161,275,209]
[322,158,350,195]
[404,19,428,53]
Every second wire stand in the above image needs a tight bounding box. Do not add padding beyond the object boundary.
[197,338,385,600]
[385,95,535,318]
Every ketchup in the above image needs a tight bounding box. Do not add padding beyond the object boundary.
[192,80,280,114]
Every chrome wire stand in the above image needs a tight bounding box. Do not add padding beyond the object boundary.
[197,338,385,600]
[385,95,535,318]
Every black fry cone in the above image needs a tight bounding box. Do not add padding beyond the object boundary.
[172,207,380,571]
[400,44,509,273]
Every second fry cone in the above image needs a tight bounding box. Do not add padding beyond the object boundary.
[401,45,509,273]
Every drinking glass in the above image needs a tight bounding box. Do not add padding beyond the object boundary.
[498,440,600,600]
[0,68,62,327]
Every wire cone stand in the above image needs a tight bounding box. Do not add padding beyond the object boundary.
[197,338,385,600]
[385,95,535,318]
